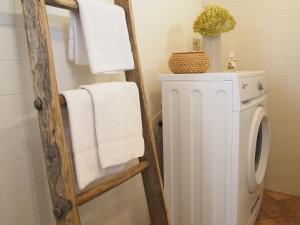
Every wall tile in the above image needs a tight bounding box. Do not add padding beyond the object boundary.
[29,154,47,185]
[264,176,282,192]
[256,13,271,30]
[0,61,32,96]
[12,0,23,15]
[0,26,19,60]
[20,93,38,125]
[0,26,28,61]
[288,76,300,89]
[246,60,270,72]
[269,91,289,108]
[283,137,300,165]
[271,0,288,12]
[0,95,23,130]
[281,181,300,196]
[21,124,42,156]
[2,189,35,225]
[284,122,300,137]
[288,59,300,75]
[271,29,288,44]
[35,209,55,225]
[235,15,255,31]
[255,0,271,14]
[55,60,84,90]
[248,44,270,60]
[32,182,52,214]
[289,0,300,10]
[0,127,25,165]
[271,11,289,30]
[286,91,300,107]
[286,107,300,122]
[287,29,300,43]
[17,217,35,225]
[288,43,300,59]
[268,75,288,90]
[269,59,288,75]
[0,158,33,197]
[289,9,300,30]
[265,163,285,188]
[0,0,14,13]
[0,200,5,225]
[268,138,284,164]
[282,164,300,182]
[270,44,287,59]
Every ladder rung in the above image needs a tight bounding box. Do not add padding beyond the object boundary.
[76,161,149,206]
[46,0,78,10]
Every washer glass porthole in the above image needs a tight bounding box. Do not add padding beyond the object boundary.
[247,106,271,193]
[255,123,263,172]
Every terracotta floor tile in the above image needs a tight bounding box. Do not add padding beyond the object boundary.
[273,216,300,225]
[280,198,300,214]
[257,191,300,224]
[263,200,293,218]
[264,192,276,203]
[257,210,271,221]
[255,219,279,225]
[267,191,293,201]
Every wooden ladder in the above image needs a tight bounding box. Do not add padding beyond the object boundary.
[20,0,169,224]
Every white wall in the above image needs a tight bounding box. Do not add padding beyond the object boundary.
[0,0,202,224]
[202,0,300,196]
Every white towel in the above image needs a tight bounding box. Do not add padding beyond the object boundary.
[69,11,89,65]
[61,89,124,190]
[69,0,135,74]
[80,82,145,168]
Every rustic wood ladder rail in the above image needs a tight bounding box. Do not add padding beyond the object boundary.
[20,0,170,224]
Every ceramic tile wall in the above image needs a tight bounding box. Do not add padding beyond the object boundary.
[202,0,300,196]
[0,0,201,224]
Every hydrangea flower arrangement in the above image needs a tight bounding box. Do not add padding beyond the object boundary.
[193,4,236,36]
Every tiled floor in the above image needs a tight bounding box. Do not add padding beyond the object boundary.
[256,190,300,225]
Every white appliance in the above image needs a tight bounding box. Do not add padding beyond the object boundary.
[158,71,271,225]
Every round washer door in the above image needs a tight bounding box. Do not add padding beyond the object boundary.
[247,106,271,193]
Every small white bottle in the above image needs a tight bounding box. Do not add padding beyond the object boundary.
[227,51,237,72]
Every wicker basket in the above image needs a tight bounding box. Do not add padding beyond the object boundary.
[168,51,209,74]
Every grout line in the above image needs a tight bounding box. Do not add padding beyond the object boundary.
[0,92,34,97]
[0,150,43,167]
[0,179,47,200]
[0,121,38,132]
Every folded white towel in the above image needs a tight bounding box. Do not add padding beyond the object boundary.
[61,89,124,190]
[80,82,145,168]
[69,0,134,74]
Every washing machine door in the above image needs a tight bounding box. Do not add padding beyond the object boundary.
[247,106,271,193]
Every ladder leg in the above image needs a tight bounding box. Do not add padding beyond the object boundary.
[114,1,170,224]
[21,0,81,224]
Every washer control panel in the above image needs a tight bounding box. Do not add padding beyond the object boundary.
[239,75,267,102]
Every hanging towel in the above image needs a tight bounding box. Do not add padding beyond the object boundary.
[61,89,124,190]
[69,11,89,65]
[80,82,145,168]
[69,0,135,74]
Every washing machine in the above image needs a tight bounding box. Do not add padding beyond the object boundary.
[158,71,271,225]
